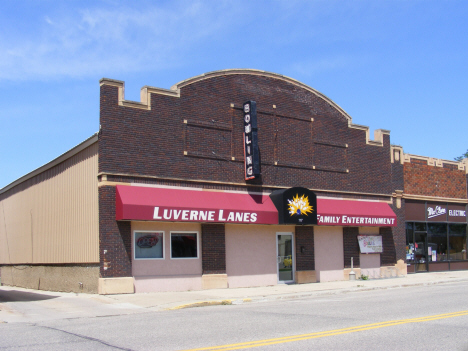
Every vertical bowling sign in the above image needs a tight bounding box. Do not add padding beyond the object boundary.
[243,101,261,180]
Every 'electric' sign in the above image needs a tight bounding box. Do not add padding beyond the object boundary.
[243,101,260,180]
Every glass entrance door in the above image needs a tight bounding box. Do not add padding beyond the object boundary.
[414,232,428,272]
[277,233,294,283]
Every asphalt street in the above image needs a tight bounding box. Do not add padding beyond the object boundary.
[1,278,468,350]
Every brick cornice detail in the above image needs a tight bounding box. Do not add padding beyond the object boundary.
[100,70,390,147]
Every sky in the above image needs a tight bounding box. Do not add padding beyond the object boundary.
[1,0,467,188]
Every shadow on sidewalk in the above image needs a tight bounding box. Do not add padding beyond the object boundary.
[0,289,58,302]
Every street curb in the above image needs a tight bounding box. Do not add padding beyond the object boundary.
[167,298,253,310]
[167,300,233,310]
[165,277,468,310]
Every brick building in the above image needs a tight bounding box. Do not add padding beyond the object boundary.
[0,69,466,294]
[397,151,468,273]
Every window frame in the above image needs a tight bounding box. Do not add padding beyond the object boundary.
[133,230,165,260]
[170,231,200,260]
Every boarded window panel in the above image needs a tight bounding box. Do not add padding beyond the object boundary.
[276,118,312,167]
[314,143,347,169]
[256,113,275,164]
[186,125,231,159]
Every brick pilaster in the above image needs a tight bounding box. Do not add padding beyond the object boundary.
[201,224,226,274]
[295,226,315,271]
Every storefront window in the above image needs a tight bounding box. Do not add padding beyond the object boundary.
[134,231,164,259]
[449,224,467,261]
[414,222,427,232]
[405,201,467,267]
[427,223,447,262]
[171,232,198,258]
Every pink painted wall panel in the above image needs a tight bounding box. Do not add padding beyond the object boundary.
[225,224,295,288]
[314,226,344,282]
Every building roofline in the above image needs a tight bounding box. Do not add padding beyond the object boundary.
[100,69,393,146]
[171,68,354,122]
[0,133,99,195]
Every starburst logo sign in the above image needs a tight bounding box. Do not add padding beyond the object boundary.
[287,194,314,217]
[270,187,317,225]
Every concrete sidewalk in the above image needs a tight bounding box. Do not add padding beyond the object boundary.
[1,270,468,323]
[105,270,468,309]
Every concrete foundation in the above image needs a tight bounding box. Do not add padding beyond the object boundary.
[98,277,134,294]
[202,274,228,289]
[295,270,317,283]
[133,275,202,293]
[0,264,99,293]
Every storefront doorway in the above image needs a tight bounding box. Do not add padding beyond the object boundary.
[277,233,294,283]
[414,231,428,272]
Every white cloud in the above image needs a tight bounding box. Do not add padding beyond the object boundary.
[0,0,436,82]
[0,1,241,81]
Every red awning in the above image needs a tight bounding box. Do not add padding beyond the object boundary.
[316,198,397,227]
[116,185,396,227]
[116,185,278,225]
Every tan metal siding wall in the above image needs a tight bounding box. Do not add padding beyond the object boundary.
[0,143,99,264]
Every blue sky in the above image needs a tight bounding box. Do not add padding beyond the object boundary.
[1,0,467,188]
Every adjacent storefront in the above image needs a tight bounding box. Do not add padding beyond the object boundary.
[405,200,468,273]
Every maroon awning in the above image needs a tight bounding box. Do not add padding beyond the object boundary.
[116,185,279,225]
[116,185,396,227]
[317,198,397,227]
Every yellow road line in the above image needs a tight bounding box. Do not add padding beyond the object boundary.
[179,310,468,351]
